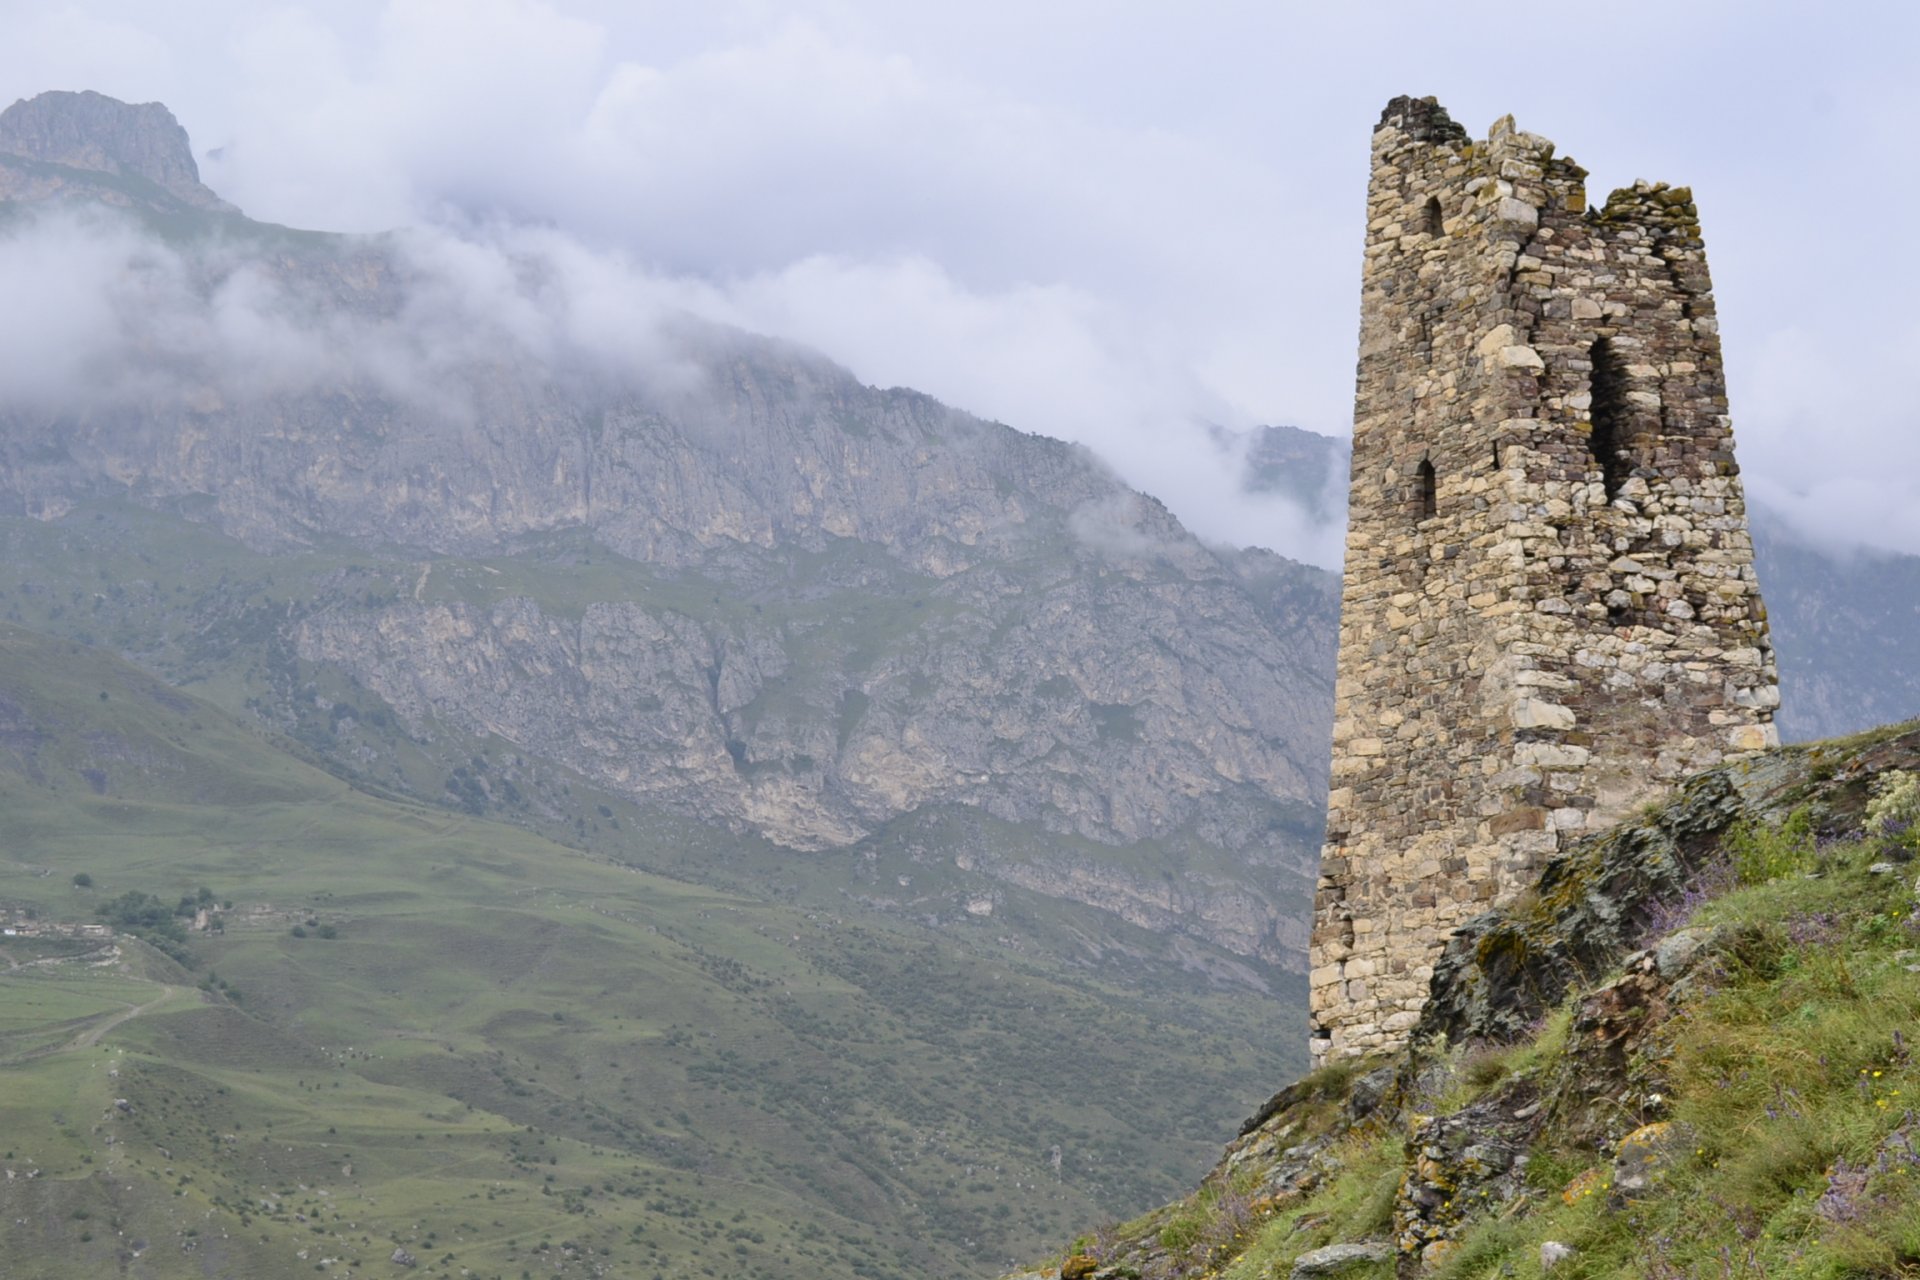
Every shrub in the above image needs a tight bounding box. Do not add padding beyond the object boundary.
[1727,809,1814,885]
[1866,770,1920,856]
[71,872,92,888]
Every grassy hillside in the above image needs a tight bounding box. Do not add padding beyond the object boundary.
[1022,727,1920,1280]
[0,624,1293,1280]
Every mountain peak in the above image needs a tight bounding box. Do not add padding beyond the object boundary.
[0,88,234,212]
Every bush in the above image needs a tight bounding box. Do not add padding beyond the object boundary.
[71,872,92,888]
[1727,809,1814,885]
[1867,770,1920,856]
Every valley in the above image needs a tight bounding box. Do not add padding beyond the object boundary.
[0,624,1297,1278]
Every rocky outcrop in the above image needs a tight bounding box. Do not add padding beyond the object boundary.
[0,89,235,213]
[290,547,1329,851]
[1395,1092,1534,1267]
[1414,726,1920,1047]
[1290,1242,1393,1278]
[1020,723,1920,1280]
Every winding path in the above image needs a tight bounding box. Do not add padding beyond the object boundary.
[69,983,191,1050]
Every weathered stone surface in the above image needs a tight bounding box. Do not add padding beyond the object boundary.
[1394,1092,1536,1263]
[1289,1241,1393,1278]
[1059,1254,1099,1280]
[1609,1121,1686,1206]
[1311,95,1779,1064]
[1653,926,1716,979]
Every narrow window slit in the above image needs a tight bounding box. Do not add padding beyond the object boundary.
[1416,458,1437,519]
[1420,196,1443,238]
[1588,337,1631,500]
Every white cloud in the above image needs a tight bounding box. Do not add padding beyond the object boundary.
[1,1,1917,565]
[1734,319,1920,556]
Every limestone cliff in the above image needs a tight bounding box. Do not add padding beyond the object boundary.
[0,89,234,213]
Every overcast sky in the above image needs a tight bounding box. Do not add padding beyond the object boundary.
[1,1,1914,564]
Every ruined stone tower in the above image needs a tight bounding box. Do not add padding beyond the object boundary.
[1309,97,1779,1064]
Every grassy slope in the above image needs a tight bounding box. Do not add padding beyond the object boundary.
[1029,731,1920,1280]
[0,624,1290,1280]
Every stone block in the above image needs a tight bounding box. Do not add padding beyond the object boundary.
[1487,808,1545,836]
[1496,196,1539,226]
[1495,345,1545,371]
[1510,698,1576,729]
[1289,1242,1393,1279]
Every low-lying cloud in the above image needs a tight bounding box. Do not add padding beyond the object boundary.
[2,0,1916,564]
[0,204,1341,564]
[0,209,630,418]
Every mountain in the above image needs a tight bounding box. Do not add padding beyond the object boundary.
[0,89,234,214]
[0,89,1341,1274]
[1015,722,1920,1279]
[0,89,1339,972]
[10,87,1916,1278]
[1749,512,1920,743]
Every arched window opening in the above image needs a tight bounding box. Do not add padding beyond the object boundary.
[1416,458,1437,519]
[1588,337,1631,501]
[1420,196,1443,237]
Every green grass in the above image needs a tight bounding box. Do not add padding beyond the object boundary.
[0,621,1302,1279]
[1109,823,1920,1280]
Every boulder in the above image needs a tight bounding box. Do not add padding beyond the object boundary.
[1290,1241,1393,1278]
[1394,1095,1533,1261]
[1610,1121,1687,1205]
[1652,927,1716,981]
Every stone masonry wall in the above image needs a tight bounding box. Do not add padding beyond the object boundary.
[1309,97,1779,1064]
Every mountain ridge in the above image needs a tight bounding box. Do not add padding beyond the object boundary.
[0,89,234,214]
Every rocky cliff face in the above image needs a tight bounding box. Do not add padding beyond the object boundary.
[0,89,234,213]
[1749,511,1920,742]
[0,92,1339,972]
[290,532,1329,858]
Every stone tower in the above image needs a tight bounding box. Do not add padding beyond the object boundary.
[1309,97,1779,1065]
